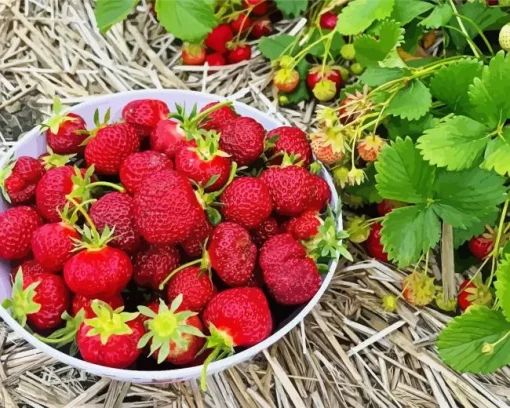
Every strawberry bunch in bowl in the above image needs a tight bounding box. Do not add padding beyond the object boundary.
[0,92,347,387]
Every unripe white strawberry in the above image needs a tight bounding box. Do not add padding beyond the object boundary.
[499,23,510,52]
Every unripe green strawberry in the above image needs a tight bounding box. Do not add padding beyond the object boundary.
[312,79,337,102]
[499,23,510,51]
[382,294,397,312]
[402,271,435,307]
[341,44,356,60]
[332,166,349,188]
[350,62,364,75]
[345,215,370,243]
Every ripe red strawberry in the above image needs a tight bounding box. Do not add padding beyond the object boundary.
[230,13,252,33]
[273,69,300,93]
[458,278,493,311]
[402,271,435,306]
[205,24,234,53]
[227,44,252,64]
[245,0,267,15]
[468,234,494,260]
[138,297,205,365]
[182,43,206,65]
[201,287,272,388]
[260,165,312,216]
[259,233,306,271]
[357,134,386,162]
[31,221,80,272]
[122,99,169,137]
[251,19,272,38]
[220,177,273,229]
[166,266,216,312]
[150,119,187,159]
[319,11,338,30]
[205,53,226,66]
[43,98,87,154]
[251,217,279,247]
[85,123,140,175]
[220,117,265,166]
[0,206,41,260]
[4,269,70,330]
[181,217,213,258]
[11,259,49,279]
[0,156,45,205]
[377,199,405,216]
[307,174,331,211]
[64,227,133,297]
[208,222,257,286]
[306,66,342,93]
[283,210,320,240]
[245,266,264,287]
[90,192,141,253]
[133,169,205,245]
[72,293,124,318]
[133,245,180,290]
[77,302,144,369]
[265,127,312,167]
[175,134,232,191]
[198,102,238,133]
[366,222,388,262]
[119,151,173,194]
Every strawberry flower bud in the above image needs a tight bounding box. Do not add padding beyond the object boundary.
[347,167,365,186]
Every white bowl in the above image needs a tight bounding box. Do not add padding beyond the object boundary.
[0,90,341,384]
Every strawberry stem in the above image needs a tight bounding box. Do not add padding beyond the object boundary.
[193,100,233,126]
[159,259,202,290]
[67,196,97,235]
[87,181,126,193]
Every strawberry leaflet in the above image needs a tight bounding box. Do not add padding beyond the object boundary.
[419,3,453,29]
[389,0,434,26]
[274,0,308,18]
[335,0,395,35]
[94,0,139,33]
[385,79,432,121]
[494,254,510,321]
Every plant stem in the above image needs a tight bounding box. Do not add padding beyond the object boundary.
[453,13,494,56]
[87,181,125,193]
[192,100,233,125]
[67,196,97,235]
[448,0,481,58]
[488,197,510,286]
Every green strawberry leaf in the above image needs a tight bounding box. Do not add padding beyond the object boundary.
[386,79,432,121]
[359,67,408,87]
[469,51,510,129]
[353,20,404,68]
[336,0,395,35]
[453,210,498,248]
[401,19,424,54]
[386,114,438,141]
[155,0,217,43]
[94,0,139,33]
[417,116,490,171]
[437,306,510,374]
[375,137,435,204]
[495,255,510,322]
[258,35,295,61]
[390,0,434,25]
[482,127,510,176]
[381,205,441,267]
[419,3,453,29]
[429,59,483,116]
[274,0,308,18]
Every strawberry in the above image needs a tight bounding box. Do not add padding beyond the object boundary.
[166,266,216,312]
[198,102,238,133]
[245,0,267,15]
[376,199,405,216]
[133,245,180,290]
[219,117,265,166]
[220,177,273,229]
[227,44,252,63]
[119,151,173,195]
[265,126,312,167]
[64,226,133,297]
[310,129,345,165]
[205,53,226,66]
[31,219,80,273]
[0,156,45,204]
[201,287,272,389]
[11,259,49,278]
[245,266,264,287]
[230,13,252,33]
[150,119,187,159]
[458,278,493,311]
[468,234,494,260]
[182,43,207,65]
[499,23,510,52]
[251,217,279,247]
[181,217,213,258]
[208,222,257,286]
[251,19,272,38]
[90,192,141,253]
[133,169,205,245]
[76,302,144,369]
[138,297,205,365]
[42,98,88,155]
[260,165,312,216]
[72,293,124,318]
[175,132,232,191]
[122,99,169,138]
[339,86,371,124]
[319,11,338,30]
[307,174,331,211]
[382,294,398,312]
[205,24,234,53]
[273,69,300,93]
[366,222,388,262]
[345,215,370,243]
[85,122,140,176]
[283,210,320,240]
[0,206,41,260]
[3,269,70,330]
[357,134,386,162]
[306,66,342,94]
[401,271,435,307]
[259,233,307,271]
[340,44,356,60]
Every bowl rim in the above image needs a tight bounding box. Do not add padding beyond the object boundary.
[0,89,342,382]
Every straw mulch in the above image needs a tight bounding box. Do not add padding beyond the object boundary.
[1,1,510,407]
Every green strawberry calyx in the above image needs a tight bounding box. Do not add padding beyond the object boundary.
[137,296,204,364]
[0,160,16,203]
[85,300,139,345]
[40,147,76,170]
[72,224,116,252]
[170,101,233,135]
[2,269,41,327]
[191,131,230,162]
[34,310,86,355]
[80,108,112,146]
[41,97,79,134]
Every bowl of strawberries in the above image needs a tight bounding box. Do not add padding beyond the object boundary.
[0,90,344,386]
